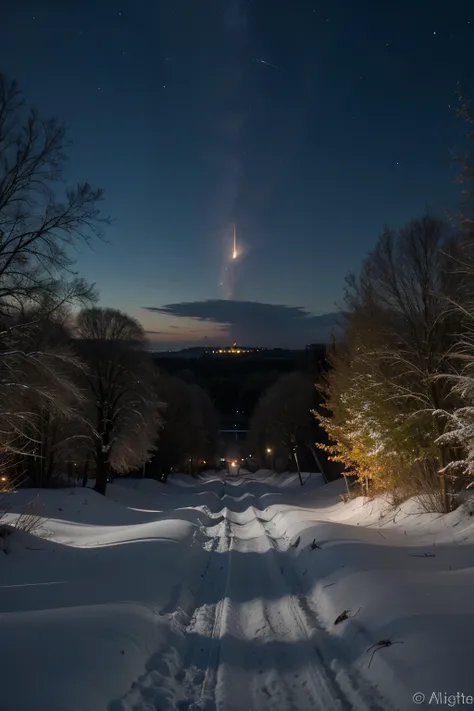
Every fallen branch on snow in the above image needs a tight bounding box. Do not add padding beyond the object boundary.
[367,639,404,668]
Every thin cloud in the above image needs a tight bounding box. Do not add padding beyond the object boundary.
[143,300,342,347]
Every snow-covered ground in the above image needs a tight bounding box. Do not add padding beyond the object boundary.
[1,472,474,710]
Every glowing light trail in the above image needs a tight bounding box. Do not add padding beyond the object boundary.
[232,222,237,259]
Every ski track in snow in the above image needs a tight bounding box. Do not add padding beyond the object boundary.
[110,480,391,711]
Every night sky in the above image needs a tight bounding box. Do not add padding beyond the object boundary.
[2,1,473,348]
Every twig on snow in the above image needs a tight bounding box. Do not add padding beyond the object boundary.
[334,606,362,625]
[410,552,436,557]
[367,639,404,668]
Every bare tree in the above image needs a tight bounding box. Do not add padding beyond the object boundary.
[149,374,219,479]
[0,73,107,315]
[76,308,163,495]
[0,312,85,479]
[317,215,461,509]
[432,98,474,490]
[455,91,474,238]
[0,73,107,484]
[249,372,319,477]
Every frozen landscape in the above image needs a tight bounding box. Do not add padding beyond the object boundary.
[1,472,474,711]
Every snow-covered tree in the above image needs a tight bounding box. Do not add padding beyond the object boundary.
[316,215,461,508]
[433,96,474,488]
[0,72,106,483]
[0,312,85,479]
[75,308,163,495]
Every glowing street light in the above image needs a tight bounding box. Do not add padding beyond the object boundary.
[266,447,275,472]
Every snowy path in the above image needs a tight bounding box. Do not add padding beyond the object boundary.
[4,472,474,711]
[114,482,387,711]
[208,500,355,711]
[6,473,474,710]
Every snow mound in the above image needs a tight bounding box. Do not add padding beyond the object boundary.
[0,484,208,711]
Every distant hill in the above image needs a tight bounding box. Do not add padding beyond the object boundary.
[149,312,344,358]
[153,346,305,360]
[152,346,210,359]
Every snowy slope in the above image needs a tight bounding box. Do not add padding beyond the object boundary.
[1,473,473,710]
[0,483,209,711]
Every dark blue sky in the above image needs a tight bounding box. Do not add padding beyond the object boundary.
[2,0,473,347]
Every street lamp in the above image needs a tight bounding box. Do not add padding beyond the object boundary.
[266,447,275,472]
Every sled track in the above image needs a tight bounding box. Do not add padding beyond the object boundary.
[110,485,393,711]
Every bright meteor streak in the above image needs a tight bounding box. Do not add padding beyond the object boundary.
[232,223,237,259]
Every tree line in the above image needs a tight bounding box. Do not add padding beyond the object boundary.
[249,97,474,511]
[0,73,219,496]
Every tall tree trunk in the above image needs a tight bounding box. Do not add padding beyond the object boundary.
[343,473,350,496]
[94,446,109,495]
[82,456,89,487]
[438,448,450,514]
[307,442,327,483]
[432,383,451,514]
[293,448,303,486]
[440,472,448,514]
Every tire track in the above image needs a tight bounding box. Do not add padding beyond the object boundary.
[110,480,392,711]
